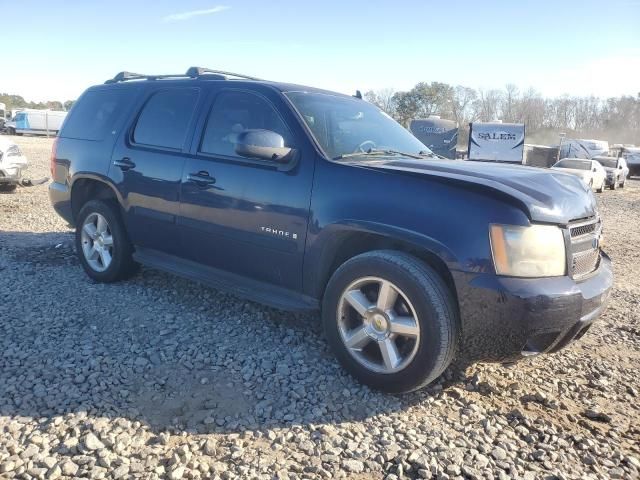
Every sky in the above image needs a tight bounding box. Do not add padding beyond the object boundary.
[2,0,639,102]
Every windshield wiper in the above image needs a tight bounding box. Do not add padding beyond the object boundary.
[419,150,447,160]
[333,149,422,160]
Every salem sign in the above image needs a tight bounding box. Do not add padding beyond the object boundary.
[468,122,525,163]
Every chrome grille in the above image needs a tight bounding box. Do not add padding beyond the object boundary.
[570,221,599,238]
[568,217,601,279]
[572,249,600,278]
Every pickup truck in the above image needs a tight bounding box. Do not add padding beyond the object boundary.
[49,68,613,393]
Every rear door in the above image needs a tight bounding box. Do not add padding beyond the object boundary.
[178,87,315,290]
[110,86,201,255]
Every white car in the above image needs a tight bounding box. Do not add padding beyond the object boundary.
[551,158,606,192]
[594,156,629,190]
[0,137,28,192]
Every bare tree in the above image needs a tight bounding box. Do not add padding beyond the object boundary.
[475,89,503,122]
[502,84,519,123]
[364,88,397,116]
[451,86,477,125]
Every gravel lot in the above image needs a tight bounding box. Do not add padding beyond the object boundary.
[1,135,639,480]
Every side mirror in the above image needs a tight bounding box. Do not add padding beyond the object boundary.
[235,129,293,163]
[592,167,597,172]
[619,165,623,169]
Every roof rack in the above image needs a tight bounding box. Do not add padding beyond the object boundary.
[185,67,263,81]
[104,71,191,84]
[105,67,262,84]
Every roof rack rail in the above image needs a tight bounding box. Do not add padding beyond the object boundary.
[104,71,192,84]
[185,67,262,81]
[104,67,263,84]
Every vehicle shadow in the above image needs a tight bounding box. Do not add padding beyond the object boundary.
[0,231,472,436]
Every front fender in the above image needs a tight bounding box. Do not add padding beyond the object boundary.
[303,219,460,298]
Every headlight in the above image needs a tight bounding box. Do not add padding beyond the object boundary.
[489,224,566,277]
[6,145,21,157]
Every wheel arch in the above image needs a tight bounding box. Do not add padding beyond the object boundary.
[307,222,460,309]
[70,174,124,223]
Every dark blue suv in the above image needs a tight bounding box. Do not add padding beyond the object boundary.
[49,67,613,392]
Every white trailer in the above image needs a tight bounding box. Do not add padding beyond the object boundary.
[558,139,609,160]
[467,122,526,163]
[6,109,68,136]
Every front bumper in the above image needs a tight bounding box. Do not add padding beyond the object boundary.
[604,175,617,186]
[0,165,23,184]
[628,165,640,177]
[454,252,613,362]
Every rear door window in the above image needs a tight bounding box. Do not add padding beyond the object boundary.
[133,88,199,150]
[61,89,133,141]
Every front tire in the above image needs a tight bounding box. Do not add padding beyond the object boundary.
[322,250,458,393]
[610,180,617,190]
[0,184,17,192]
[75,200,138,283]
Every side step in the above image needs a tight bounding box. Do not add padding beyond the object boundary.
[133,248,319,312]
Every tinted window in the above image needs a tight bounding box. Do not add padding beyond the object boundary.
[200,91,291,157]
[134,88,199,149]
[596,158,617,168]
[61,89,132,141]
[556,159,591,170]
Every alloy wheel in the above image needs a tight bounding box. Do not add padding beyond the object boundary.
[80,212,114,272]
[337,277,421,374]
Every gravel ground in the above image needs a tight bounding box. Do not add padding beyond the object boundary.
[1,135,639,480]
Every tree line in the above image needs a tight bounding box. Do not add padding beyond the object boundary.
[0,94,75,114]
[364,84,640,146]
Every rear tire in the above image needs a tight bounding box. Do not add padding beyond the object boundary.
[0,184,17,192]
[322,250,458,393]
[75,200,138,283]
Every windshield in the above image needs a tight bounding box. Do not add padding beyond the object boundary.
[595,158,617,168]
[555,159,591,170]
[285,91,431,160]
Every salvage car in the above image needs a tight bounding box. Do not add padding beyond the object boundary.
[551,158,606,192]
[612,146,640,178]
[49,68,613,393]
[594,156,628,189]
[0,137,28,192]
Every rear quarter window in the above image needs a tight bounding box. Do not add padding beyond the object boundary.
[61,89,133,141]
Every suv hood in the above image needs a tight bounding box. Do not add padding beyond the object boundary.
[353,158,597,225]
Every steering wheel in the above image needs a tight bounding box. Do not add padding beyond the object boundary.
[356,140,377,153]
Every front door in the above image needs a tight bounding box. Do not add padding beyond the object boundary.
[178,88,314,291]
[110,86,201,255]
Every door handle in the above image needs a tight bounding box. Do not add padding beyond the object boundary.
[113,157,136,171]
[187,171,216,186]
